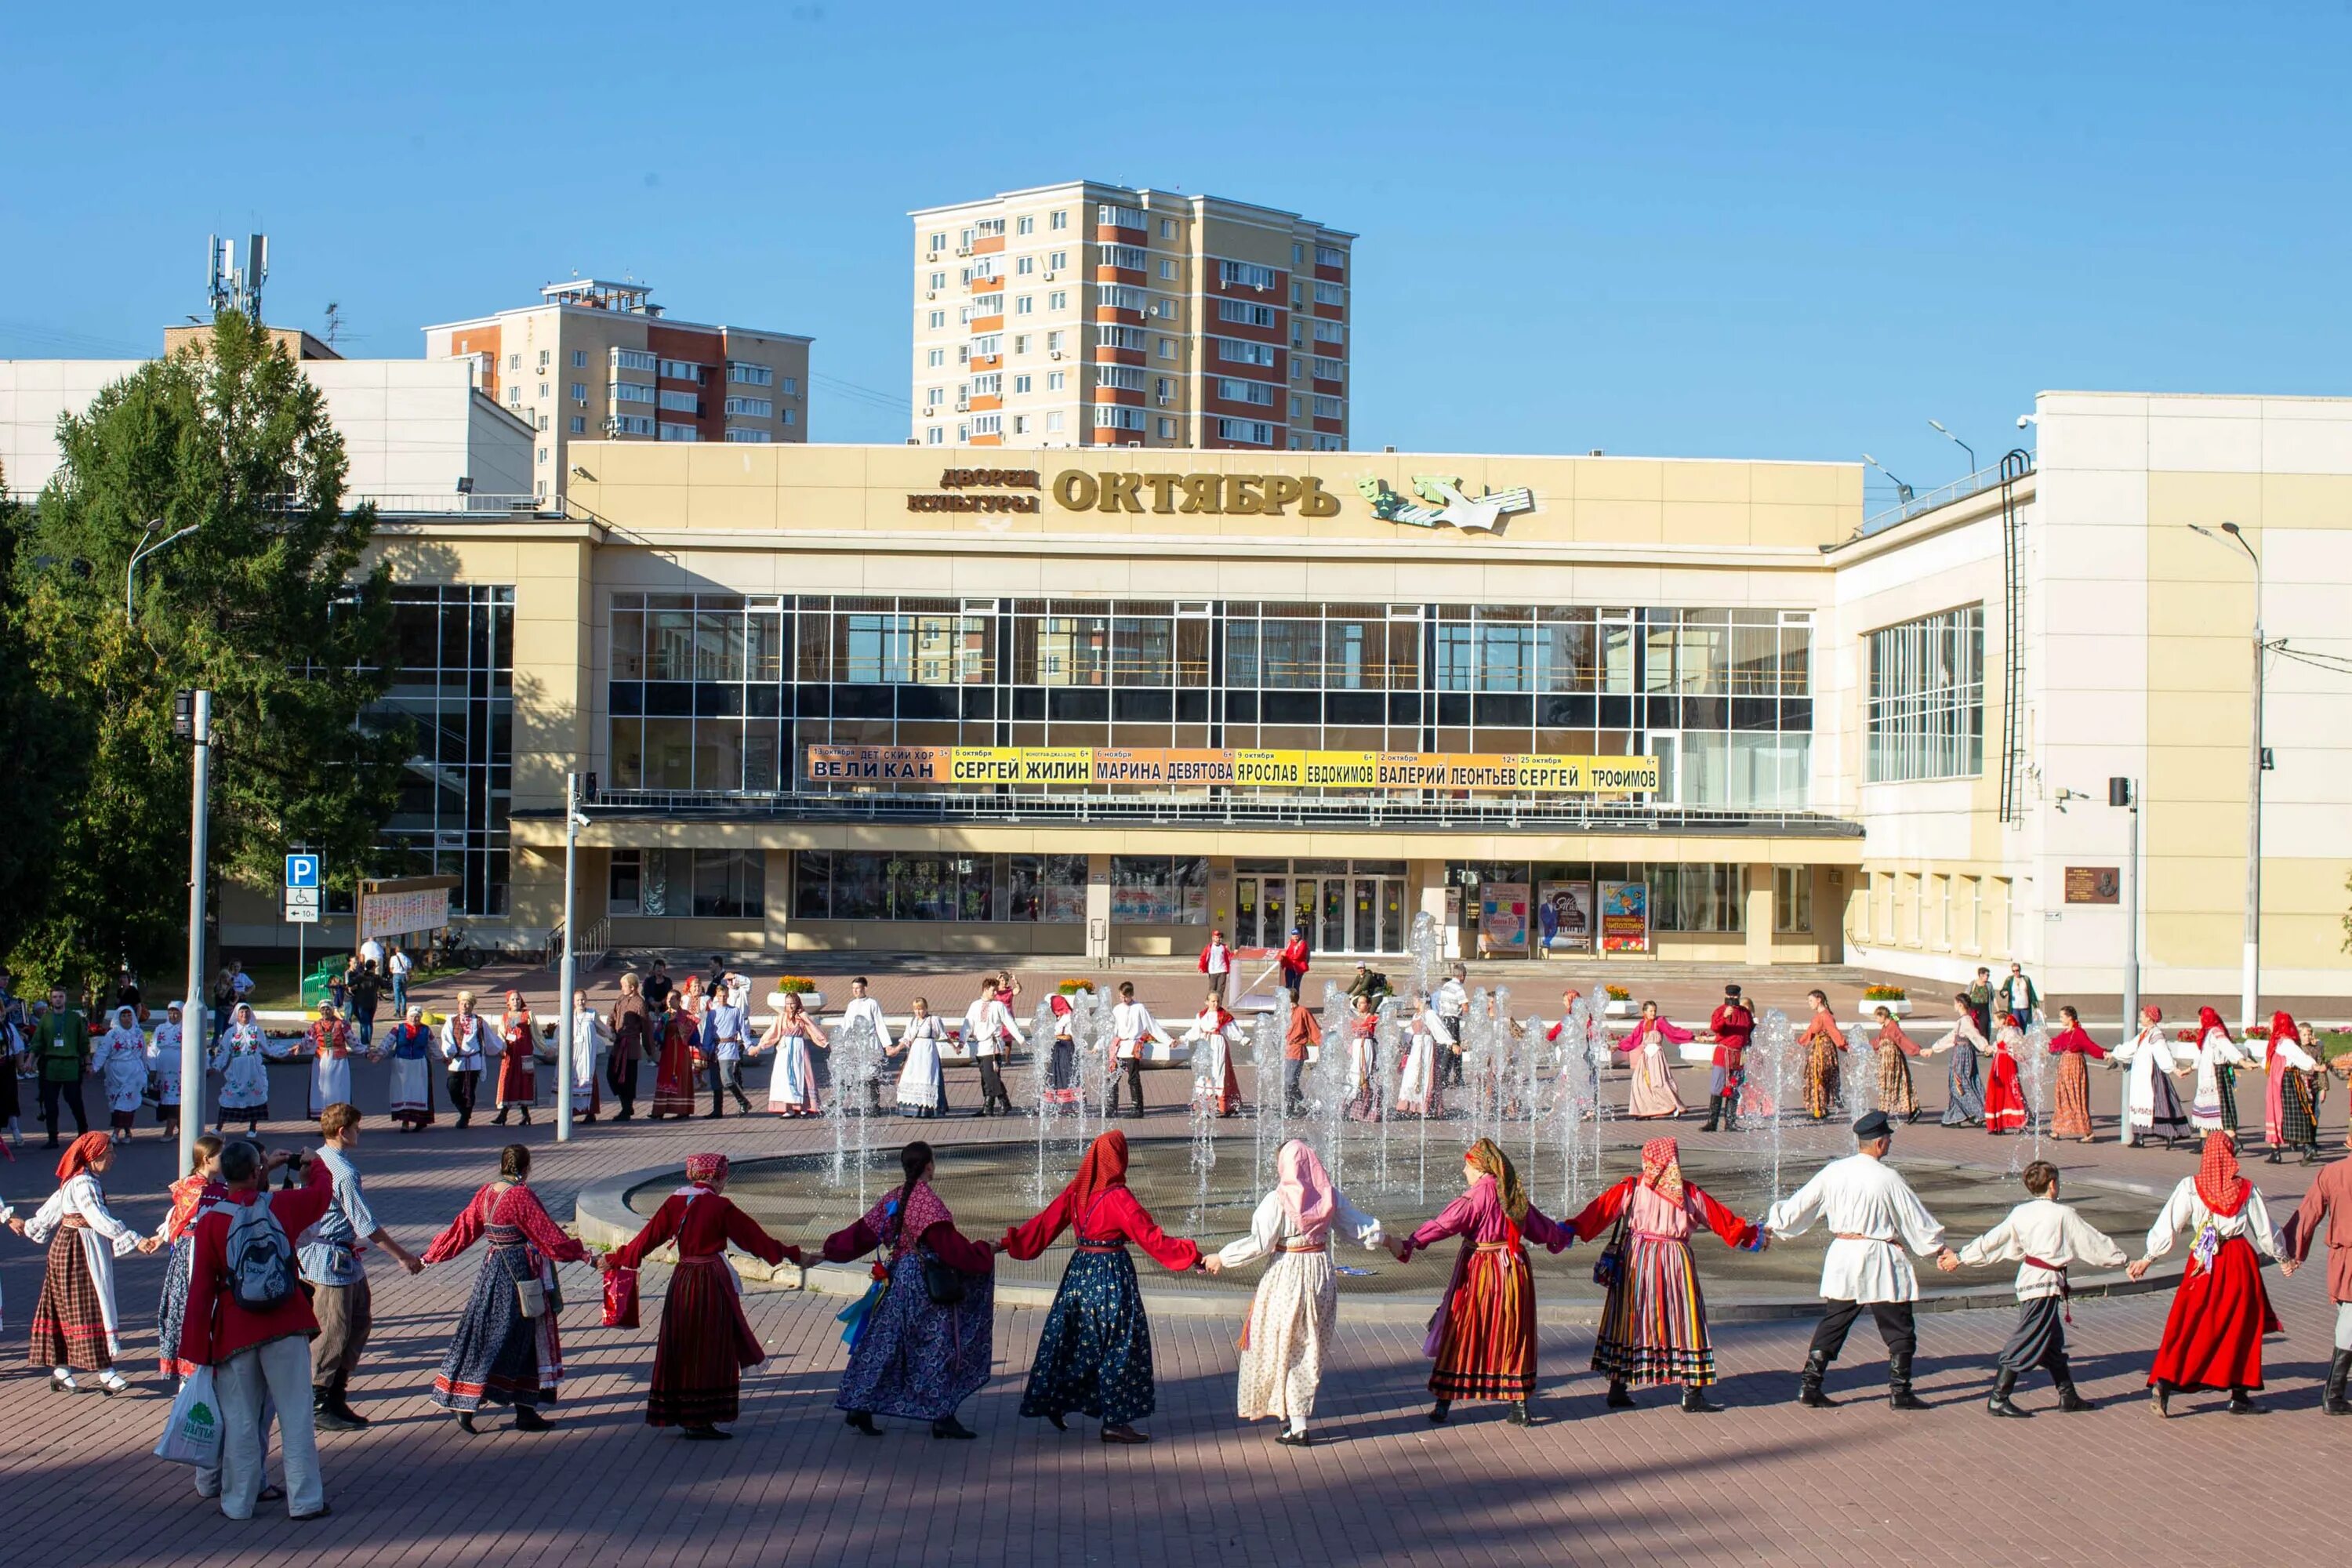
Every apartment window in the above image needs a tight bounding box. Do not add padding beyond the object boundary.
[507,387,521,406]
[971,413,1002,435]
[568,416,586,434]
[535,414,550,431]
[1312,356,1343,380]
[1867,604,1985,782]
[1046,330,1065,353]
[612,347,657,372]
[1216,338,1277,367]
[1094,325,1149,352]
[1316,244,1345,267]
[1098,243,1148,270]
[658,358,702,381]
[506,353,521,371]
[1017,256,1035,276]
[1050,209,1068,230]
[1218,299,1277,328]
[725,428,771,443]
[570,349,586,368]
[1154,377,1172,400]
[1047,371,1065,391]
[1312,320,1345,345]
[1013,374,1033,394]
[1313,281,1346,305]
[1291,283,1305,307]
[781,408,795,426]
[724,396,772,418]
[1293,242,1305,265]
[1017,214,1035,235]
[610,414,655,436]
[1290,396,1303,419]
[538,382,550,399]
[923,349,943,369]
[929,231,947,251]
[971,334,1002,358]
[1009,335,1029,354]
[928,271,946,291]
[1216,377,1274,407]
[1047,411,1065,432]
[1312,395,1342,419]
[535,350,550,368]
[728,361,775,386]
[538,445,549,463]
[779,376,798,396]
[969,372,1002,397]
[658,422,699,441]
[1218,260,1278,291]
[1047,249,1069,270]
[1151,299,1178,319]
[1217,418,1274,445]
[924,387,944,408]
[971,292,1004,315]
[1015,296,1034,315]
[568,381,587,401]
[1102,282,1149,310]
[975,217,1006,238]
[1160,259,1176,280]
[1157,218,1175,239]
[1097,365,1145,391]
[926,426,944,445]
[657,388,699,413]
[928,310,946,328]
[1094,406,1148,431]
[1098,203,1145,229]
[1156,417,1175,437]
[1158,337,1178,359]
[956,423,968,441]
[1291,359,1305,382]
[1773,867,1812,933]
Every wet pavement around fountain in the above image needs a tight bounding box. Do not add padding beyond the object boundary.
[7,1000,2351,1568]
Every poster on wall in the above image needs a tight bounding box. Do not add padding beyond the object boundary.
[1599,880,1650,954]
[1479,884,1531,953]
[1536,880,1593,953]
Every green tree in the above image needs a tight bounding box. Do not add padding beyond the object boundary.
[0,477,82,954]
[4,312,410,996]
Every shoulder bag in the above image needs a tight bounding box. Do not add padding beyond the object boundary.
[1591,1194,1632,1289]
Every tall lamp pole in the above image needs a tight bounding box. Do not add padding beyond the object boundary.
[1929,419,1977,474]
[2187,521,2264,1030]
[555,773,585,1142]
[125,521,199,623]
[176,691,213,1175]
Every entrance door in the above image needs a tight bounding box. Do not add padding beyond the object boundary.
[1260,878,1287,949]
[1319,879,1347,955]
[1378,877,1406,952]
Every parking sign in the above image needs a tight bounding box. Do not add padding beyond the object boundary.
[285,853,321,890]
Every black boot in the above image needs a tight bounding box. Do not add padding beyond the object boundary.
[1986,1368,2032,1418]
[1798,1350,1837,1407]
[313,1385,361,1432]
[2227,1386,2264,1415]
[1605,1378,1636,1410]
[1698,1094,1722,1133]
[2151,1379,2171,1418]
[2050,1356,2092,1412]
[1426,1398,1450,1425]
[1682,1382,1723,1414]
[328,1372,370,1427]
[2324,1351,2352,1416]
[846,1410,882,1436]
[1506,1399,1531,1426]
[1888,1353,1928,1410]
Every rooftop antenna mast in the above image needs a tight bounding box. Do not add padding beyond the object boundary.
[205,233,268,322]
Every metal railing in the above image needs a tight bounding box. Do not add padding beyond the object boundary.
[1861,455,2032,534]
[562,786,1863,838]
[361,492,543,516]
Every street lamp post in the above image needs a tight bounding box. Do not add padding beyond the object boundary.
[1928,419,1977,474]
[557,771,581,1142]
[126,520,199,624]
[177,691,212,1176]
[2187,521,2264,1030]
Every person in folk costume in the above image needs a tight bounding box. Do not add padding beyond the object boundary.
[1798,990,1846,1121]
[1391,1139,1574,1426]
[1106,981,1169,1120]
[962,976,1023,1118]
[1002,1129,1206,1443]
[598,1152,799,1441]
[490,990,538,1126]
[437,991,490,1129]
[2281,1138,2352,1416]
[605,972,654,1120]
[1280,990,1321,1117]
[1766,1110,1955,1410]
[2128,1131,2296,1416]
[381,1004,435,1131]
[2110,1004,2190,1149]
[565,988,609,1120]
[21,1132,143,1392]
[1700,985,1752,1132]
[90,1006,148,1142]
[1180,987,1247,1117]
[1868,1006,1923,1121]
[760,990,827,1117]
[1614,1000,1690,1120]
[2044,1004,2108,1142]
[888,997,951,1118]
[2179,1004,2247,1143]
[146,1001,187,1139]
[422,1143,587,1432]
[1939,1159,2127,1417]
[648,989,701,1120]
[1394,993,1450,1119]
[212,1001,272,1134]
[823,1140,999,1439]
[1042,983,1091,1109]
[144,1134,225,1381]
[1202,1138,1384,1446]
[1924,993,1988,1127]
[1342,992,1386,1123]
[1981,1014,2031,1135]
[2260,1011,2323,1163]
[1566,1136,1766,1414]
[1277,925,1312,996]
[306,1003,355,1122]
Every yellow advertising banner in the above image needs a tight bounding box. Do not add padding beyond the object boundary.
[804,746,1660,793]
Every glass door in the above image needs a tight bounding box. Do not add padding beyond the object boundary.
[1260,878,1287,949]
[1353,878,1377,953]
[1377,878,1406,953]
[1236,877,1258,949]
[1320,879,1346,954]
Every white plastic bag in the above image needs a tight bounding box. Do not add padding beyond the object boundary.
[154,1367,224,1467]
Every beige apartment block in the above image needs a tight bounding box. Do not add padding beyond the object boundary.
[908,182,1352,455]
[424,279,811,505]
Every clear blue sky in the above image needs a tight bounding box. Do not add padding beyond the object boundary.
[8,2,2349,507]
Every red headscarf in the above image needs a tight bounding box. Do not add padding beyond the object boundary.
[2269,1011,2297,1056]
[2140,1005,2162,1025]
[2193,1131,2249,1217]
[2197,1005,2226,1040]
[56,1131,112,1182]
[1639,1136,1686,1205]
[1058,1130,1129,1219]
[684,1152,729,1186]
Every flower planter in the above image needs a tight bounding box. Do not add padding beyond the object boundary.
[767,989,824,1012]
[1862,997,1912,1018]
[1602,999,1636,1018]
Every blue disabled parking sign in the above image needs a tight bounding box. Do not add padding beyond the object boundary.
[285,853,321,889]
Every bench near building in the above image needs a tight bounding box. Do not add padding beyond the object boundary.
[219,393,2352,1002]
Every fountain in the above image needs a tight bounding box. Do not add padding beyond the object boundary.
[1745,1006,1798,1207]
[824,1011,885,1207]
[2015,1018,2054,1170]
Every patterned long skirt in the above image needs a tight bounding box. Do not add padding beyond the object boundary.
[1875,1045,1918,1119]
[2281,1071,2320,1152]
[1045,1038,1080,1106]
[2050,1051,2093,1139]
[645,1256,767,1427]
[1592,1233,1714,1388]
[1019,1245,1157,1425]
[387,1053,435,1127]
[1942,1047,1985,1127]
[2215,1065,2239,1134]
[1428,1242,1537,1402]
[835,1250,994,1421]
[431,1229,563,1411]
[2137,1069,2190,1142]
[1803,1040,1840,1120]
[652,1036,698,1118]
[155,1232,197,1375]
[1235,1248,1338,1425]
[28,1229,111,1371]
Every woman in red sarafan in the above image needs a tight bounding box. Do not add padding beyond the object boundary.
[650,1004,701,1120]
[1981,1013,2031,1134]
[598,1152,799,1440]
[1390,1138,1573,1426]
[492,990,537,1125]
[2129,1131,2296,1417]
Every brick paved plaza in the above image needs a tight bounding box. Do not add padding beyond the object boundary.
[5,1032,2349,1568]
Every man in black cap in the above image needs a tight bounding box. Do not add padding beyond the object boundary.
[1764,1109,1956,1409]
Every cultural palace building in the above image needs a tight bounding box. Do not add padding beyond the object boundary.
[214,390,2352,1002]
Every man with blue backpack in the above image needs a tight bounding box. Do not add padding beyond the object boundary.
[176,1138,339,1522]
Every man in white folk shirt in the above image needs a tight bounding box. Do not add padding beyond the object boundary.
[1938,1158,2127,1417]
[837,977,891,1115]
[1109,981,1169,1120]
[961,978,1023,1117]
[1766,1109,1955,1410]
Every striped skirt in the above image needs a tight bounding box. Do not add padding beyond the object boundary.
[1429,1242,1537,1402]
[2281,1072,2320,1152]
[1592,1233,1715,1388]
[2050,1051,2093,1139]
[28,1228,111,1371]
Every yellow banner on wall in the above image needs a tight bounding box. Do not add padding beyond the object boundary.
[805,746,1660,793]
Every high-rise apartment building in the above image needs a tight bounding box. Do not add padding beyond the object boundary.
[908,182,1352,452]
[425,279,811,501]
